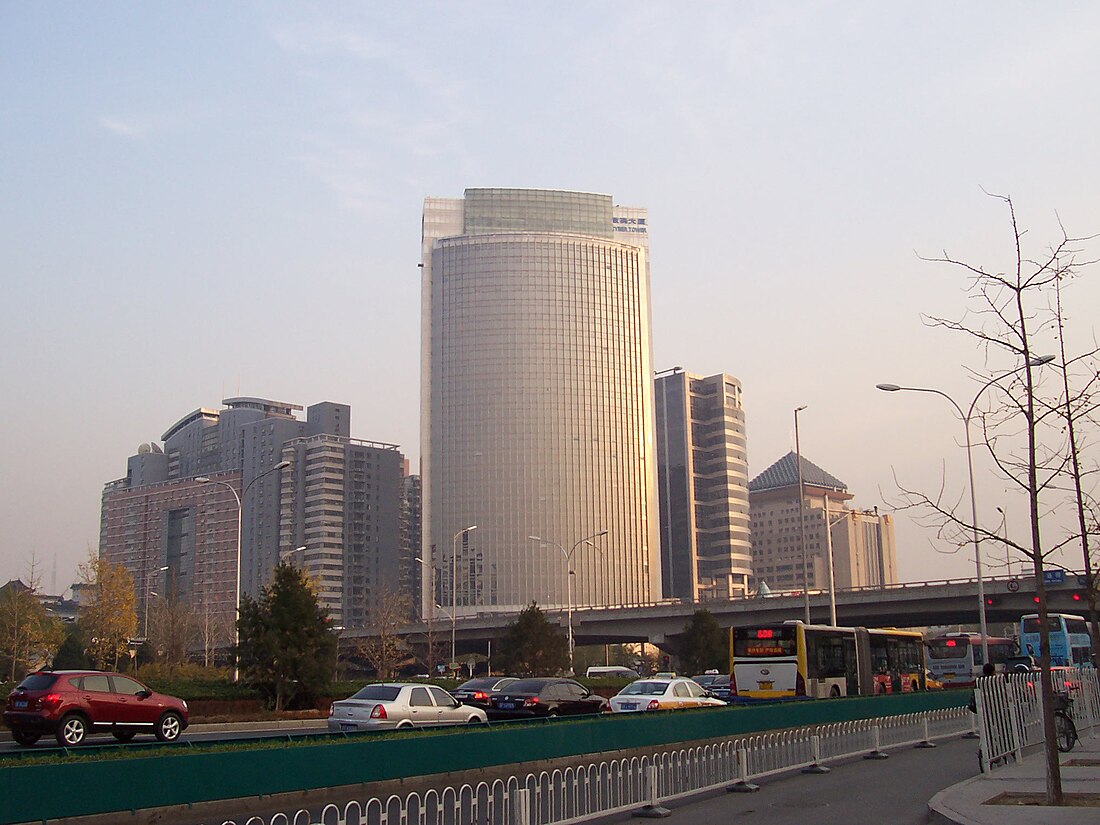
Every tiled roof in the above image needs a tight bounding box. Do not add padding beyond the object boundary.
[748,451,847,493]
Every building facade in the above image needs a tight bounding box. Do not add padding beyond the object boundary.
[100,398,405,633]
[421,188,661,617]
[655,369,752,601]
[747,452,897,593]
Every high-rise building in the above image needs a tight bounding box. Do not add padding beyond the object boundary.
[747,452,897,593]
[100,398,405,632]
[654,368,752,600]
[421,188,661,617]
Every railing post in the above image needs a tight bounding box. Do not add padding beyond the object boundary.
[800,734,831,774]
[726,746,760,793]
[631,763,671,818]
[962,708,979,739]
[863,725,889,760]
[915,717,936,749]
[975,690,992,775]
[514,787,530,825]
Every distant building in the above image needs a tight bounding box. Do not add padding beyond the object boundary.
[748,452,897,593]
[399,470,423,611]
[420,188,661,618]
[100,398,405,632]
[654,368,752,600]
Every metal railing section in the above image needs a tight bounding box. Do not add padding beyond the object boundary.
[212,707,970,825]
[975,667,1100,773]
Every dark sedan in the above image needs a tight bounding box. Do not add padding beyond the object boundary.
[450,677,520,709]
[487,678,610,719]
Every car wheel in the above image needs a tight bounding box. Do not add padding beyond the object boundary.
[547,709,559,718]
[112,730,136,743]
[155,712,183,742]
[467,715,485,726]
[396,721,415,730]
[911,681,919,693]
[11,728,41,746]
[56,714,88,746]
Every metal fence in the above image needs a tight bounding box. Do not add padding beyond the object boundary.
[975,667,1100,773]
[212,707,970,825]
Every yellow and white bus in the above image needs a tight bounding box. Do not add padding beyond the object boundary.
[730,622,926,701]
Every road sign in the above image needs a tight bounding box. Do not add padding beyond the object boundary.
[1043,569,1065,585]
[1007,579,1020,592]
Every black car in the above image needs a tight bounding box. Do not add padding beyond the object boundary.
[691,673,732,702]
[450,677,520,709]
[488,678,610,719]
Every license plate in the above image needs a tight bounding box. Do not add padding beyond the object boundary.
[500,702,514,710]
[943,673,954,681]
[622,702,637,710]
[341,723,355,731]
[14,701,27,709]
[758,681,773,690]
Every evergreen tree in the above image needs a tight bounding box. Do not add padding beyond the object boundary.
[237,564,337,710]
[52,624,93,670]
[678,609,728,675]
[496,603,568,677]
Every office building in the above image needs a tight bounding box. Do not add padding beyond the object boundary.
[655,368,752,600]
[748,452,897,593]
[421,188,661,617]
[100,398,405,632]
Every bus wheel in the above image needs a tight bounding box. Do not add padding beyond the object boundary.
[829,685,841,699]
[911,680,919,693]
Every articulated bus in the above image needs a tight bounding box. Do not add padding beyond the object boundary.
[925,633,1015,687]
[729,622,925,701]
[1020,613,1092,666]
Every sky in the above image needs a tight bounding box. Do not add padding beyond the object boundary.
[2,3,1099,595]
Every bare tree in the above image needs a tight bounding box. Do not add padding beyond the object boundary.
[895,192,1097,804]
[194,594,233,668]
[148,593,199,668]
[350,588,414,679]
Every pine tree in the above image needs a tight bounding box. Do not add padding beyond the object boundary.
[678,609,727,675]
[496,603,568,677]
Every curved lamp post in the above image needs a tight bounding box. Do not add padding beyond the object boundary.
[876,354,1054,663]
[450,525,477,669]
[528,529,608,674]
[143,566,168,640]
[196,458,292,681]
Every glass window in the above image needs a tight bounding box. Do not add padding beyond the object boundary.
[428,687,455,707]
[111,676,146,695]
[84,675,111,693]
[409,687,434,707]
[350,685,400,701]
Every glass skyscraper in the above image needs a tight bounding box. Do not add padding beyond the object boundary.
[421,188,660,617]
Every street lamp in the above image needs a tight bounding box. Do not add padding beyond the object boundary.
[528,529,609,674]
[450,525,477,670]
[876,354,1054,662]
[794,405,810,623]
[279,545,307,565]
[196,458,292,682]
[143,566,168,640]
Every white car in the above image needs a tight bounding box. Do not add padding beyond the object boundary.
[609,677,726,713]
[328,683,487,731]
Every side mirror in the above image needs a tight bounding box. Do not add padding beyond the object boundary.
[137,690,152,699]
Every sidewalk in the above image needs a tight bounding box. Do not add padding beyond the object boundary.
[929,729,1100,824]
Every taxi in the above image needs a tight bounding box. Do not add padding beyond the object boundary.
[609,676,726,713]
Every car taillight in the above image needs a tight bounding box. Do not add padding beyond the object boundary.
[41,693,63,710]
[473,691,487,701]
[646,700,660,711]
[523,697,540,707]
[729,672,737,695]
[329,703,335,717]
[795,672,806,697]
[370,704,387,719]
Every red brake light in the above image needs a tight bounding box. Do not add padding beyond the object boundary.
[473,691,487,701]
[646,699,660,711]
[370,704,387,719]
[41,693,63,710]
[945,639,957,647]
[1073,593,1082,601]
[523,697,540,707]
[1034,597,1041,603]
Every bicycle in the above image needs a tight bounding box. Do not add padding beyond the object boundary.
[1053,691,1078,753]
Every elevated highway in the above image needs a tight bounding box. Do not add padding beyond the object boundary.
[343,572,1090,654]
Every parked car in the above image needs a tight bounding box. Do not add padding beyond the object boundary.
[690,673,732,701]
[610,677,727,713]
[450,676,520,709]
[328,683,487,732]
[487,678,610,719]
[3,669,189,747]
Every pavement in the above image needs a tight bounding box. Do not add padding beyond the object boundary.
[929,727,1100,824]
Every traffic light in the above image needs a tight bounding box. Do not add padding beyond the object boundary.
[985,596,1000,606]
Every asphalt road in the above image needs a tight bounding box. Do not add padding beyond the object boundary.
[599,734,980,825]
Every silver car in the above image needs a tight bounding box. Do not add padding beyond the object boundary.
[328,683,488,731]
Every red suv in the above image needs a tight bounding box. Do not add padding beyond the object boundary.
[3,670,189,746]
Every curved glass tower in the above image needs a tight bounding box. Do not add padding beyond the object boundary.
[421,189,660,617]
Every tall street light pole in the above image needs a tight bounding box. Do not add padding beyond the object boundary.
[876,354,1054,663]
[450,525,477,670]
[528,529,608,675]
[196,458,292,682]
[143,566,168,640]
[794,405,810,623]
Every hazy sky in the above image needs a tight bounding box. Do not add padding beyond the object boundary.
[3,3,1099,594]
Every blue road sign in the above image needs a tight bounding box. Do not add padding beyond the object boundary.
[1043,569,1065,585]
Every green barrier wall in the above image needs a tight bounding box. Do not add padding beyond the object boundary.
[0,691,967,824]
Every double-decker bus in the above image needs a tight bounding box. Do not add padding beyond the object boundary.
[1019,613,1092,666]
[729,622,925,701]
[925,633,1015,687]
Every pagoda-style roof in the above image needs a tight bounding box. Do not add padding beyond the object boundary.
[748,451,847,493]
